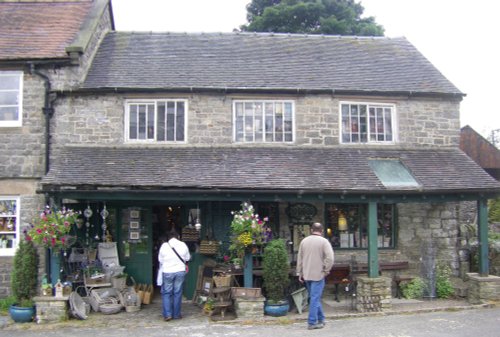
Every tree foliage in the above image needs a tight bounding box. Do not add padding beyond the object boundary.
[241,0,384,36]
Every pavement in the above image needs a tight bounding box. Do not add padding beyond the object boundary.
[0,291,496,331]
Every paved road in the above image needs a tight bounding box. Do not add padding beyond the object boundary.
[3,307,500,337]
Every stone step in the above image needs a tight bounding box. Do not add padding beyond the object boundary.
[451,276,468,297]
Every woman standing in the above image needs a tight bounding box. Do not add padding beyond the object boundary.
[158,231,190,321]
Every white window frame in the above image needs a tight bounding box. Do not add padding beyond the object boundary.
[339,101,397,144]
[0,196,20,256]
[0,71,23,127]
[124,99,188,143]
[233,100,295,143]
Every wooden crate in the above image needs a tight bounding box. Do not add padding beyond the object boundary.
[230,287,261,299]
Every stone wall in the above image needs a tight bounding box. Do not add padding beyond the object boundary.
[51,93,461,151]
[0,74,46,178]
[397,202,461,276]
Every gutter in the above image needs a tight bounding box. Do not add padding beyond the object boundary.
[29,63,54,174]
[59,86,466,100]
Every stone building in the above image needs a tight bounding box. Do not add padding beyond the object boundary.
[1,0,499,304]
[0,0,113,297]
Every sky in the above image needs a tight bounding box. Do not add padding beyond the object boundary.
[112,0,500,140]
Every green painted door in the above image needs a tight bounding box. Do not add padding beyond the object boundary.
[117,206,153,285]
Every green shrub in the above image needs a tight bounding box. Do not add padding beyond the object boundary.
[11,238,39,307]
[436,264,454,299]
[262,239,290,303]
[0,296,16,316]
[401,277,426,299]
[488,198,500,223]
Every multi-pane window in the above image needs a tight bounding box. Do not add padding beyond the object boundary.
[325,203,395,249]
[233,100,294,143]
[0,71,23,127]
[0,197,20,256]
[340,102,395,144]
[126,100,186,142]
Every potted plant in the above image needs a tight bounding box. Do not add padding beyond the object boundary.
[111,272,128,290]
[262,239,290,316]
[228,202,270,263]
[9,237,39,323]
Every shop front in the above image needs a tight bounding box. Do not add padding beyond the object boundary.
[39,146,500,305]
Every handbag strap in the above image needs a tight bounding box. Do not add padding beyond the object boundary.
[168,242,186,264]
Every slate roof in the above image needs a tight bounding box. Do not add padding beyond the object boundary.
[0,0,94,61]
[41,146,500,194]
[81,32,462,96]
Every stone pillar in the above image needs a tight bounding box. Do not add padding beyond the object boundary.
[466,273,500,304]
[34,296,69,323]
[355,276,392,312]
[234,296,265,319]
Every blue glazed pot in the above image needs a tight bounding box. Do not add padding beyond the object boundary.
[264,300,289,317]
[9,305,35,323]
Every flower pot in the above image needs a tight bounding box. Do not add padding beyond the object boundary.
[112,276,127,290]
[264,300,289,317]
[9,304,35,323]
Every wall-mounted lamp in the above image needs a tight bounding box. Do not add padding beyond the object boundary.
[338,212,347,231]
[194,203,201,231]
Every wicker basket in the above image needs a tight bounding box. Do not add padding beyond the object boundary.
[125,305,141,313]
[100,303,123,315]
[182,227,199,242]
[89,288,120,312]
[199,240,219,255]
[213,275,231,288]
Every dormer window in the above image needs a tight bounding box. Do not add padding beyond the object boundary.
[125,99,187,143]
[0,71,23,127]
[340,102,396,144]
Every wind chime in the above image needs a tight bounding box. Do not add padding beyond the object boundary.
[83,204,93,245]
[100,203,109,242]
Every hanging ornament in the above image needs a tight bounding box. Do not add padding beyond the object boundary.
[100,203,109,242]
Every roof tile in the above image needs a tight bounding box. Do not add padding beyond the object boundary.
[82,32,461,95]
[0,1,94,60]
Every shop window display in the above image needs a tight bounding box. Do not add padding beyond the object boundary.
[325,203,395,249]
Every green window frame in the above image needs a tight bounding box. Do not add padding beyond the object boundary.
[325,203,396,249]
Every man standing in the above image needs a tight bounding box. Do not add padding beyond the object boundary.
[296,222,334,330]
[158,231,190,321]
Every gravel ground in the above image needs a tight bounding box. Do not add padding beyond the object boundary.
[1,294,494,331]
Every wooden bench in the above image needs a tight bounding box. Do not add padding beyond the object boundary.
[326,264,352,302]
[330,261,411,300]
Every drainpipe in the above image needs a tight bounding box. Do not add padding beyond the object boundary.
[29,63,54,174]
